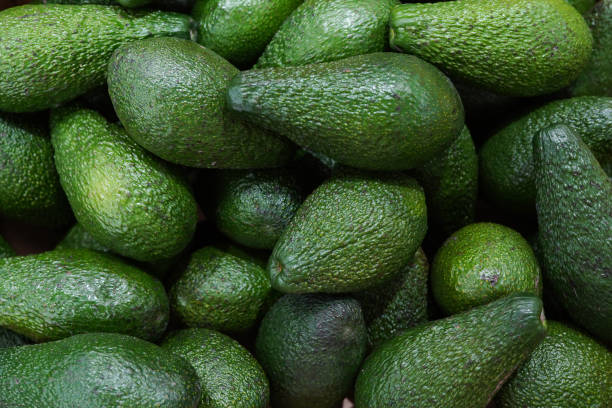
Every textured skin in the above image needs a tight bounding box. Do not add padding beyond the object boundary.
[192,0,303,68]
[51,107,197,262]
[354,295,548,408]
[170,246,271,333]
[0,234,15,258]
[108,37,294,169]
[255,0,399,68]
[571,0,612,97]
[0,333,201,407]
[416,126,477,237]
[0,113,72,227]
[0,249,169,342]
[268,171,427,293]
[0,4,192,112]
[56,223,112,253]
[229,53,464,171]
[534,125,612,343]
[353,247,429,348]
[161,328,269,408]
[431,223,542,315]
[390,0,592,96]
[565,0,596,13]
[0,327,29,348]
[480,96,612,214]
[211,169,304,250]
[255,294,366,408]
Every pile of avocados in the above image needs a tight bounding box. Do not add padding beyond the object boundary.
[0,0,610,407]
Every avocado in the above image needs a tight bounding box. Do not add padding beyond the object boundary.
[207,169,304,250]
[565,0,596,13]
[107,37,294,169]
[571,0,612,97]
[228,52,464,171]
[352,247,429,348]
[497,321,611,407]
[480,96,612,214]
[0,249,168,342]
[161,328,269,408]
[354,294,547,408]
[51,106,197,262]
[431,223,542,315]
[415,125,477,237]
[170,246,271,333]
[56,223,112,253]
[0,327,29,349]
[390,0,592,96]
[0,332,201,407]
[0,234,15,258]
[255,0,399,68]
[0,113,72,227]
[534,124,612,343]
[268,171,427,293]
[255,294,366,408]
[192,0,303,68]
[0,4,192,112]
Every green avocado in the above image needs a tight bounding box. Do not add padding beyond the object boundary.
[56,223,112,254]
[565,0,596,13]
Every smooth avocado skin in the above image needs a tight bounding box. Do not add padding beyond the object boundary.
[255,294,367,408]
[390,0,592,96]
[229,52,464,171]
[108,37,293,169]
[51,107,197,262]
[0,249,169,342]
[255,0,399,68]
[534,125,612,343]
[0,333,201,408]
[354,295,548,408]
[0,235,15,258]
[480,96,612,214]
[0,113,72,227]
[161,328,270,408]
[192,0,303,68]
[497,321,612,407]
[268,171,427,293]
[0,4,192,113]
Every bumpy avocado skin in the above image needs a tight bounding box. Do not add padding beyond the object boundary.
[497,321,611,407]
[390,0,592,96]
[108,37,294,169]
[161,328,270,408]
[256,0,399,68]
[534,124,612,343]
[229,52,464,171]
[0,4,192,112]
[0,249,169,342]
[268,171,427,293]
[255,294,367,408]
[354,295,547,408]
[51,107,197,262]
[0,333,201,408]
[0,113,72,227]
[480,96,612,214]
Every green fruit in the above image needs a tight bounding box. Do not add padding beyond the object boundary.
[497,321,611,407]
[0,4,192,112]
[107,37,294,169]
[353,247,429,348]
[480,96,612,214]
[534,124,612,343]
[268,171,427,293]
[0,333,201,407]
[209,169,304,250]
[229,52,464,171]
[0,249,168,342]
[390,0,592,96]
[0,113,72,227]
[255,294,367,408]
[0,235,15,258]
[565,0,596,13]
[192,0,303,68]
[0,328,29,349]
[170,246,271,333]
[51,106,197,262]
[255,0,399,68]
[56,223,112,253]
[161,328,269,408]
[431,223,542,315]
[354,295,548,408]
